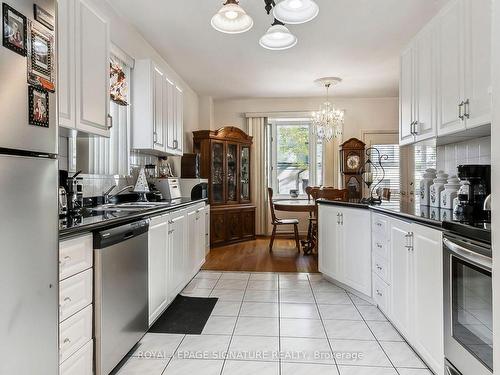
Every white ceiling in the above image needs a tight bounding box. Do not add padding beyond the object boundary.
[108,0,447,99]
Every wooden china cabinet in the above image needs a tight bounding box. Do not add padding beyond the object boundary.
[193,127,256,247]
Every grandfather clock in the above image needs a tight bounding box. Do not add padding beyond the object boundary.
[340,138,366,200]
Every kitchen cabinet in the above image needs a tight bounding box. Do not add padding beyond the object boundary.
[58,0,110,137]
[318,205,372,297]
[167,208,188,298]
[59,340,93,375]
[148,214,169,325]
[185,203,206,281]
[388,218,444,375]
[399,22,437,145]
[133,60,183,155]
[437,0,491,135]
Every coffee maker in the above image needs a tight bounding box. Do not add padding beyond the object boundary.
[454,165,491,223]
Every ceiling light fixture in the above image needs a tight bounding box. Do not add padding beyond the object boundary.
[273,0,319,24]
[259,19,297,50]
[211,0,254,34]
[312,77,345,141]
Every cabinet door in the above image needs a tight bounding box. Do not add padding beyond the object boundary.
[169,211,187,295]
[58,0,76,129]
[412,224,444,375]
[148,215,168,325]
[463,0,492,129]
[75,0,110,137]
[389,219,413,339]
[152,65,165,151]
[211,141,225,204]
[318,205,342,280]
[340,207,372,296]
[210,210,226,245]
[165,79,176,152]
[197,206,206,267]
[400,45,415,145]
[240,146,251,202]
[186,208,199,278]
[226,143,239,204]
[174,87,183,153]
[241,209,255,239]
[226,210,242,242]
[415,24,437,141]
[438,0,466,136]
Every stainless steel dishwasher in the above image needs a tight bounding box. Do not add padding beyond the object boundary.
[94,220,149,375]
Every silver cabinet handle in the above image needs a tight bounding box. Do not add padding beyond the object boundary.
[458,101,465,120]
[413,121,419,135]
[153,132,158,143]
[405,232,413,251]
[376,264,382,271]
[107,114,113,129]
[336,213,340,225]
[376,289,383,297]
[173,140,179,149]
[63,296,72,303]
[63,338,71,344]
[340,213,344,225]
[376,242,383,249]
[464,99,470,119]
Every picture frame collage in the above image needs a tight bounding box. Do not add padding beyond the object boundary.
[2,2,55,128]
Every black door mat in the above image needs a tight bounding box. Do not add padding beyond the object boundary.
[148,295,218,335]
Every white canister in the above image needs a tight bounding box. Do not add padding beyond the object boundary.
[440,175,460,210]
[419,168,437,206]
[429,171,448,208]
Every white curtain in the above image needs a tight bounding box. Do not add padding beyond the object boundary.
[247,117,269,235]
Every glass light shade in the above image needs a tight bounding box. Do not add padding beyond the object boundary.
[273,0,319,24]
[211,3,254,34]
[312,101,344,141]
[259,24,297,50]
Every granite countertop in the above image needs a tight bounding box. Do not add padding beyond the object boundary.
[59,198,207,239]
[317,198,491,243]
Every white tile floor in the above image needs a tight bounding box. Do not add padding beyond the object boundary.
[113,271,432,375]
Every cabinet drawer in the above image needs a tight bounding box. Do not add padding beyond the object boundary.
[372,273,390,315]
[60,234,93,280]
[372,237,389,259]
[60,269,93,322]
[60,339,93,375]
[372,215,388,238]
[59,305,92,363]
[372,252,390,284]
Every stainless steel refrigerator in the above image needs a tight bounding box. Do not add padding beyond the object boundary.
[0,0,58,374]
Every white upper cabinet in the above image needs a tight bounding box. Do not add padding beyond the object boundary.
[133,60,184,156]
[463,0,492,129]
[400,0,491,142]
[438,0,465,136]
[58,0,110,137]
[399,45,415,145]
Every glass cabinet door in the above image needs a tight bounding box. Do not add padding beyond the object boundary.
[240,146,250,202]
[211,141,224,204]
[226,143,238,203]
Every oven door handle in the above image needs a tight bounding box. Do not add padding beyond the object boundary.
[443,238,492,271]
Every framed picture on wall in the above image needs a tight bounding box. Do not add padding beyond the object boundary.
[2,3,27,56]
[33,4,54,31]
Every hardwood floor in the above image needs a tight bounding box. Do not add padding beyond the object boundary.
[202,237,318,273]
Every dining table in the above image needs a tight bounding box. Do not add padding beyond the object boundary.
[272,199,317,255]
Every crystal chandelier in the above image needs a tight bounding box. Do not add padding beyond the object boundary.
[312,78,344,141]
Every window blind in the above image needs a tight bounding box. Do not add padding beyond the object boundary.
[371,144,401,210]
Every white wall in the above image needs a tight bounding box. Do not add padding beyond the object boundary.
[213,97,399,140]
[88,0,199,152]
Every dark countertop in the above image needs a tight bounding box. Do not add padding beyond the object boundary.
[317,198,491,244]
[59,198,207,240]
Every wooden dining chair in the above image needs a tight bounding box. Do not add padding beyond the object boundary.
[319,187,349,201]
[268,187,301,252]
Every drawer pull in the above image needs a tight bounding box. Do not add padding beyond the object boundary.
[376,243,382,248]
[63,296,72,303]
[376,289,383,297]
[376,264,383,271]
[63,338,71,345]
[376,223,382,227]
[59,255,71,265]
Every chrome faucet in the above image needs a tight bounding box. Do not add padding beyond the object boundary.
[103,185,134,204]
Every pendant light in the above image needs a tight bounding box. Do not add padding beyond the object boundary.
[273,0,319,25]
[259,19,297,50]
[211,0,254,34]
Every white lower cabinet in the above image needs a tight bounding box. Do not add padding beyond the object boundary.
[374,215,444,375]
[148,203,206,326]
[60,340,93,375]
[319,205,372,297]
[59,305,92,363]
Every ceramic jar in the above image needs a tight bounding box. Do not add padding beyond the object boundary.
[429,171,448,208]
[440,175,461,210]
[419,168,437,206]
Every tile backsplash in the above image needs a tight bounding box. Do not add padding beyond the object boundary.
[437,136,491,176]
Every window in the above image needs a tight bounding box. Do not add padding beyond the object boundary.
[414,143,437,208]
[370,144,401,209]
[268,119,323,196]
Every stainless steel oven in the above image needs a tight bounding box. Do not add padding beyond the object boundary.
[443,234,492,375]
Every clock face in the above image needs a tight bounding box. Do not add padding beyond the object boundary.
[347,154,360,170]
